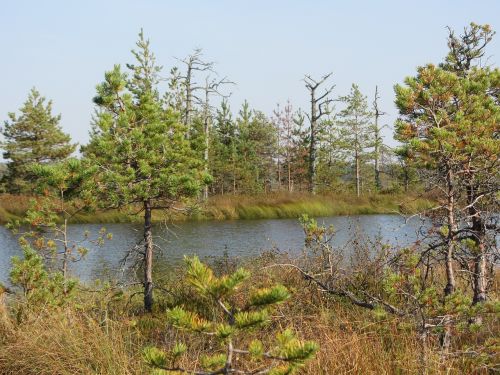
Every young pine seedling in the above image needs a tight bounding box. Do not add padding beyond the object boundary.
[143,256,318,374]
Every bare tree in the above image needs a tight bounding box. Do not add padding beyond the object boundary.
[303,73,335,193]
[372,86,386,191]
[199,75,233,199]
[176,49,214,129]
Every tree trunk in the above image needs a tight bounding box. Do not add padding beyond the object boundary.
[404,168,409,192]
[441,168,456,353]
[62,218,69,281]
[355,148,360,197]
[288,157,292,192]
[143,199,154,312]
[468,185,487,305]
[184,66,192,129]
[308,91,317,194]
[277,159,281,190]
[473,245,487,304]
[203,101,210,200]
[373,86,383,191]
[444,169,456,296]
[374,153,381,191]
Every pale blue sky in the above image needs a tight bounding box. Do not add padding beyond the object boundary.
[1,0,499,151]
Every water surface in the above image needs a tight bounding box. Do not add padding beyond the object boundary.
[0,214,427,284]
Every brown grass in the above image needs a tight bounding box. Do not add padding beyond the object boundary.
[0,253,495,375]
[0,191,435,224]
[0,308,143,375]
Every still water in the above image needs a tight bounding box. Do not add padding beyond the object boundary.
[0,214,427,284]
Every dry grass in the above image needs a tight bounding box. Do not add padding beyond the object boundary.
[0,191,434,224]
[0,252,495,375]
[202,191,434,220]
[0,308,143,375]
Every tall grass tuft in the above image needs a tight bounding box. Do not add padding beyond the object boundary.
[0,308,143,375]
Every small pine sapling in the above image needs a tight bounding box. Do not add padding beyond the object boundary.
[8,158,110,294]
[143,256,318,374]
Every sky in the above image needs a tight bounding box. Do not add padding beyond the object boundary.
[1,0,499,154]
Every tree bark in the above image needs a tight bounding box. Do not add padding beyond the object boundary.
[203,89,210,200]
[355,145,360,197]
[444,169,456,296]
[303,73,334,194]
[143,199,154,312]
[441,167,456,353]
[468,185,487,305]
[308,89,317,194]
[288,157,292,192]
[373,86,383,191]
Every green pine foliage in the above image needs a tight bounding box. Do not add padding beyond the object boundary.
[143,256,318,374]
[1,88,76,193]
[336,84,373,196]
[82,30,207,210]
[8,158,107,281]
[81,30,208,311]
[10,243,76,311]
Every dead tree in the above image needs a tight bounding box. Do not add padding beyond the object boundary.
[176,49,214,129]
[303,73,335,194]
[372,86,386,191]
[199,76,234,199]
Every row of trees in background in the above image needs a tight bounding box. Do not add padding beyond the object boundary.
[1,51,413,197]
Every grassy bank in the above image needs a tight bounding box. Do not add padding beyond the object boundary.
[0,192,434,224]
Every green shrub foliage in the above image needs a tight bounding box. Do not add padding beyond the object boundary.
[143,256,318,374]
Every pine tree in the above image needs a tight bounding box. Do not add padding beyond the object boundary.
[272,101,295,192]
[20,158,105,281]
[82,30,207,312]
[394,23,499,348]
[143,256,318,374]
[211,99,238,194]
[440,23,499,306]
[1,88,76,193]
[337,84,372,197]
[237,102,277,193]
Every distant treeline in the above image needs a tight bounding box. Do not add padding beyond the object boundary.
[1,50,412,197]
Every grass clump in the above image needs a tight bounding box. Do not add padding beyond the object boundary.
[0,309,142,375]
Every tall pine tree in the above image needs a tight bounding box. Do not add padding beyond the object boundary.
[82,30,207,312]
[1,88,76,193]
[337,84,372,197]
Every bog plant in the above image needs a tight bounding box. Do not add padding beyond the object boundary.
[143,256,318,374]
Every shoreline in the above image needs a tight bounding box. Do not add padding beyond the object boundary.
[0,192,434,225]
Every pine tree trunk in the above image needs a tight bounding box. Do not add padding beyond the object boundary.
[374,138,381,191]
[143,199,154,312]
[203,114,209,200]
[355,149,360,197]
[468,184,487,305]
[288,157,292,192]
[444,169,456,296]
[184,66,192,129]
[62,218,69,280]
[277,159,281,190]
[473,245,487,304]
[404,168,409,192]
[308,92,317,194]
[203,89,210,200]
[441,168,456,353]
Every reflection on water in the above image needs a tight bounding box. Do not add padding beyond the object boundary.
[0,214,427,284]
